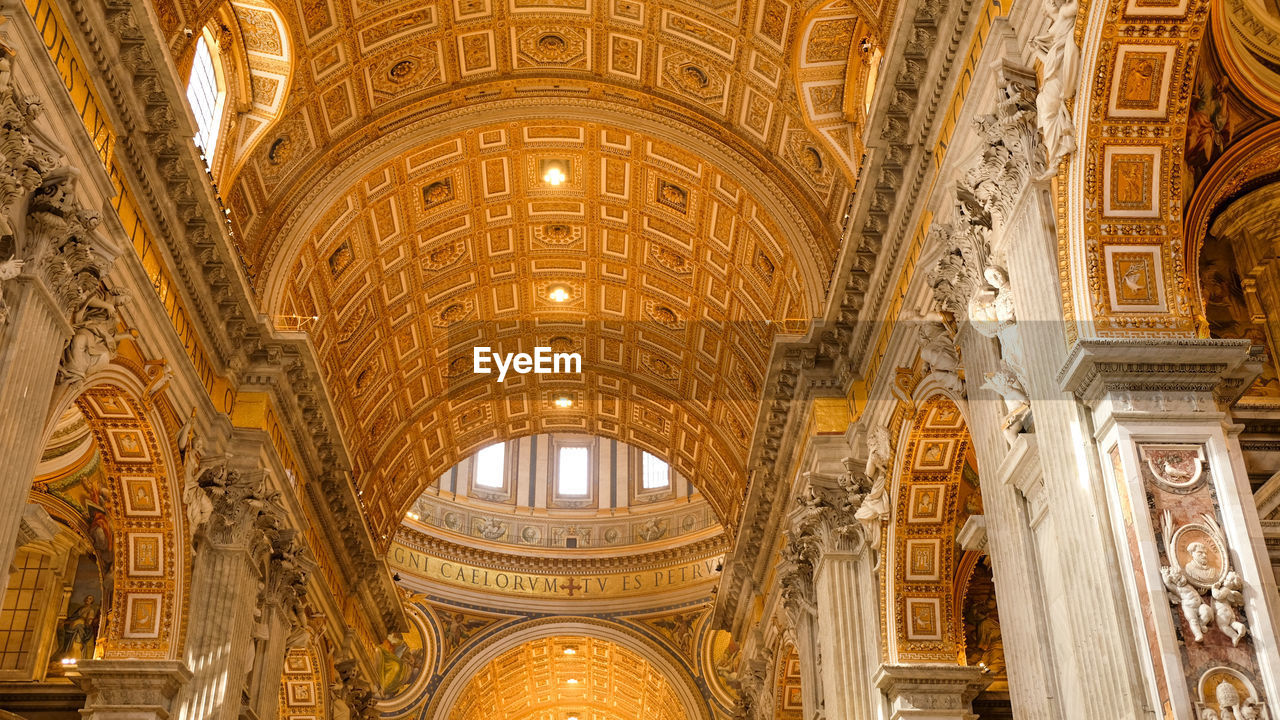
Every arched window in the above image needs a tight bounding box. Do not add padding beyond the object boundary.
[474,443,506,489]
[641,451,669,490]
[186,32,225,162]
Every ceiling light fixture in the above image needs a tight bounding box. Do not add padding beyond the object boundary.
[548,284,571,302]
[566,678,579,685]
[563,646,577,655]
[554,395,573,409]
[540,159,569,186]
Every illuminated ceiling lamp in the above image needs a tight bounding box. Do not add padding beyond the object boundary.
[554,395,574,409]
[540,158,570,186]
[562,645,578,655]
[547,283,572,303]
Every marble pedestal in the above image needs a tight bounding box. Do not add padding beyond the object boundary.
[874,664,989,720]
[70,659,191,720]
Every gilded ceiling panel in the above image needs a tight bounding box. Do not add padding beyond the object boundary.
[279,120,809,543]
[188,0,907,277]
[448,636,688,720]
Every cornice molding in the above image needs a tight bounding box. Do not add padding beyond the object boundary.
[394,525,729,575]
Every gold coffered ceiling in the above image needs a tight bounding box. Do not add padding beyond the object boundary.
[178,0,900,273]
[449,636,688,720]
[150,0,898,545]
[278,120,810,542]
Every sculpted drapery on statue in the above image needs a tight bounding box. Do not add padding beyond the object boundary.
[917,319,964,394]
[852,435,891,561]
[735,645,775,720]
[1031,0,1081,174]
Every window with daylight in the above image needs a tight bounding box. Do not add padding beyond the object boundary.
[474,443,506,488]
[641,451,670,490]
[557,446,590,496]
[186,34,224,162]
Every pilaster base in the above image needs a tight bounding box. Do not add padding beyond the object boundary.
[874,664,989,720]
[69,659,192,720]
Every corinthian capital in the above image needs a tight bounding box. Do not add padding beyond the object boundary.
[195,465,281,552]
[788,481,866,558]
[736,646,775,720]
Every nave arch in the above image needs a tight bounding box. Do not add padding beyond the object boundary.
[33,360,191,661]
[425,619,713,720]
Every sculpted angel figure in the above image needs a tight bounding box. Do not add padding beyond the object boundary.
[1162,564,1212,642]
[982,363,1031,443]
[0,254,23,325]
[918,320,963,394]
[177,409,211,539]
[1031,0,1081,174]
[1210,571,1248,646]
[1162,507,1218,640]
[855,428,893,553]
[60,287,138,383]
[969,266,1025,376]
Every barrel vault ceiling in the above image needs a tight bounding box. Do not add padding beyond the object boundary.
[150,0,896,545]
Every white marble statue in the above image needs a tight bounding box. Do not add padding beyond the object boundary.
[177,409,213,538]
[1031,0,1081,174]
[981,362,1031,443]
[60,288,137,383]
[918,320,963,394]
[863,425,891,483]
[1210,571,1249,646]
[855,428,893,554]
[0,254,23,325]
[969,266,1025,378]
[1162,564,1212,642]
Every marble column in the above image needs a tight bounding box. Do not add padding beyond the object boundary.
[786,472,881,720]
[778,536,824,720]
[926,62,1149,719]
[874,664,988,720]
[813,547,878,720]
[175,465,284,720]
[0,180,116,597]
[70,660,192,720]
[1061,340,1280,718]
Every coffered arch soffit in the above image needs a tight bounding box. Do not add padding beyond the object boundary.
[276,114,815,546]
[428,620,712,720]
[792,0,896,186]
[882,393,983,665]
[1065,0,1251,337]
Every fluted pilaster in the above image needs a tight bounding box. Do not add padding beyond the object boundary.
[0,278,68,590]
[813,549,878,720]
[175,467,283,720]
